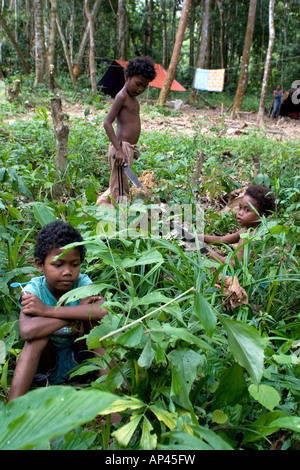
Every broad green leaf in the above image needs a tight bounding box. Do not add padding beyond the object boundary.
[0,279,9,295]
[193,291,216,337]
[32,203,56,227]
[273,354,300,365]
[121,249,163,268]
[242,410,287,443]
[157,325,213,351]
[112,413,143,447]
[8,206,22,220]
[155,343,167,363]
[168,348,204,396]
[132,291,171,307]
[171,367,183,396]
[138,337,155,369]
[218,314,268,384]
[140,416,157,450]
[149,405,177,430]
[116,324,144,348]
[52,428,97,450]
[158,431,212,450]
[270,416,300,434]
[0,387,145,450]
[214,362,248,407]
[86,313,123,348]
[56,283,111,306]
[159,426,233,450]
[212,409,228,424]
[248,384,281,411]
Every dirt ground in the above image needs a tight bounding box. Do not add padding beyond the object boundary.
[140,100,300,141]
[4,98,299,141]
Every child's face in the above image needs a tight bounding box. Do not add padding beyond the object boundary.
[35,247,81,299]
[237,195,260,228]
[125,75,151,97]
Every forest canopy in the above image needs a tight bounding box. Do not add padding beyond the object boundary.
[1,0,300,97]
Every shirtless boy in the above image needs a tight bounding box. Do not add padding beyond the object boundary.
[97,56,157,206]
[203,185,276,267]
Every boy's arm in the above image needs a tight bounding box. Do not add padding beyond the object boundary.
[21,292,108,322]
[19,309,68,341]
[103,93,126,164]
[205,247,243,268]
[204,230,241,245]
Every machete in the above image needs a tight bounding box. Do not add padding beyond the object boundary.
[124,162,146,190]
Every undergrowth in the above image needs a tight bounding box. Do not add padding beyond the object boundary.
[0,83,299,450]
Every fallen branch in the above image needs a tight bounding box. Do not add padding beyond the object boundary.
[99,286,195,343]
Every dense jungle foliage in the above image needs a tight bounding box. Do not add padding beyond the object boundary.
[0,76,299,450]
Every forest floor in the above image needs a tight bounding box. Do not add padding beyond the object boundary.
[140,101,300,141]
[4,98,299,141]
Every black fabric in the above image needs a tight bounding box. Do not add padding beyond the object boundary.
[98,61,125,97]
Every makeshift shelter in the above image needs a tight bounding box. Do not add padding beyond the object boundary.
[279,88,300,118]
[98,60,186,97]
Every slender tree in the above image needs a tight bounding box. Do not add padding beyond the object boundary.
[84,0,97,93]
[48,0,57,90]
[158,0,191,105]
[231,0,258,115]
[73,0,102,82]
[118,0,127,60]
[33,0,46,85]
[56,15,76,85]
[0,12,30,74]
[161,0,168,68]
[190,0,211,103]
[257,0,275,127]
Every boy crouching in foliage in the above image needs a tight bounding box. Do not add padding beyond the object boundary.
[203,185,276,266]
[8,221,108,402]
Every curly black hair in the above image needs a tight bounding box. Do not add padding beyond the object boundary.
[245,185,276,216]
[34,220,86,264]
[125,56,157,81]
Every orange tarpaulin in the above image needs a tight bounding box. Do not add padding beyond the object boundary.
[115,60,186,92]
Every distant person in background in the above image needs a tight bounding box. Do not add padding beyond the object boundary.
[271,84,283,118]
[96,56,157,206]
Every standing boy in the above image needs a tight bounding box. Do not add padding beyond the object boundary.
[97,56,157,206]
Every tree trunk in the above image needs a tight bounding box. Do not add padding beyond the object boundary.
[0,12,30,74]
[48,0,57,91]
[231,0,258,115]
[257,0,275,128]
[33,0,46,85]
[48,0,57,68]
[118,0,127,60]
[148,0,154,51]
[158,0,191,105]
[51,97,69,196]
[189,0,196,68]
[73,0,102,81]
[84,0,98,93]
[190,0,211,103]
[216,0,225,69]
[161,0,168,68]
[56,16,76,85]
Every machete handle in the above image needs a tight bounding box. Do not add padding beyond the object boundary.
[112,153,127,166]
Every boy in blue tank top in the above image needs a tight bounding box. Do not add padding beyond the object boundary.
[8,221,108,401]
